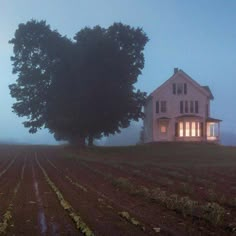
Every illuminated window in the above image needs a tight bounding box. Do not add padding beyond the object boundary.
[207,123,217,137]
[160,126,167,133]
[177,121,201,137]
[197,122,200,137]
[185,122,190,137]
[191,122,196,136]
[179,122,184,137]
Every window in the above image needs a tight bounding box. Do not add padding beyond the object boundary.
[173,83,176,94]
[185,101,188,113]
[179,122,184,137]
[195,101,199,113]
[180,101,183,113]
[185,122,190,136]
[160,126,167,133]
[210,124,215,136]
[160,101,167,113]
[174,83,187,95]
[156,101,159,113]
[184,83,187,94]
[190,101,194,113]
[177,83,183,95]
[207,123,218,137]
[177,121,201,137]
[197,122,200,137]
[192,122,196,136]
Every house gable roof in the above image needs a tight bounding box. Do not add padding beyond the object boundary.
[150,69,214,100]
[201,86,214,100]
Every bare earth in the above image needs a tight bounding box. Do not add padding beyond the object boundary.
[0,143,235,236]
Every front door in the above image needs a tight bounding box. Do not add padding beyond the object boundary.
[159,120,169,141]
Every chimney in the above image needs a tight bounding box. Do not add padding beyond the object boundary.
[174,68,178,74]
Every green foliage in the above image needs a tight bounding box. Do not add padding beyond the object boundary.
[9,20,148,144]
[118,211,145,231]
[112,177,133,190]
[36,155,94,236]
[0,161,25,235]
[0,206,12,234]
[202,202,226,226]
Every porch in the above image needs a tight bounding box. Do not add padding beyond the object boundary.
[174,115,221,143]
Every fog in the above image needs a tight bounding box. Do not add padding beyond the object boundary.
[1,1,236,146]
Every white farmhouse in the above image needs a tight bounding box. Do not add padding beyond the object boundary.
[144,68,221,143]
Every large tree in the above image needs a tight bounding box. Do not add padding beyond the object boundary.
[9,20,148,145]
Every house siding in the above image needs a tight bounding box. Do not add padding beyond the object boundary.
[144,69,221,143]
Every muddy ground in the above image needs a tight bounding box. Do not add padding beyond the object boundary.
[0,143,235,235]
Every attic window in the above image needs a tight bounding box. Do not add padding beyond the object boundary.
[177,83,183,94]
[173,83,176,94]
[174,83,187,95]
[184,83,187,94]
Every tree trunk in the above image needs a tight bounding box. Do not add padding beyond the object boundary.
[69,136,85,147]
[78,137,86,147]
[88,135,94,147]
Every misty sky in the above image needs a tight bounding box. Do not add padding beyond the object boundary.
[0,0,236,145]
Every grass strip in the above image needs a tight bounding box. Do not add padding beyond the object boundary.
[46,159,87,192]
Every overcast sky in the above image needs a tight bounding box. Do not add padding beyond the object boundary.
[0,0,236,145]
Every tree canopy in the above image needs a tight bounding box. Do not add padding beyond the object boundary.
[9,20,148,145]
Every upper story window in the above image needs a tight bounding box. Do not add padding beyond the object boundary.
[173,83,187,95]
[195,101,199,113]
[190,101,194,113]
[156,100,167,113]
[180,100,199,114]
[185,101,188,113]
[160,101,167,113]
[156,101,159,113]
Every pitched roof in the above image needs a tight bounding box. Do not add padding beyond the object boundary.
[201,86,214,100]
[206,117,222,122]
[150,69,214,100]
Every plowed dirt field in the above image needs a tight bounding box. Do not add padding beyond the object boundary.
[0,143,235,235]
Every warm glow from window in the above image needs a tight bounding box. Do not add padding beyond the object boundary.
[178,121,201,137]
[161,126,167,133]
[197,122,200,137]
[191,122,196,136]
[207,122,217,137]
[185,122,190,136]
[179,122,184,137]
